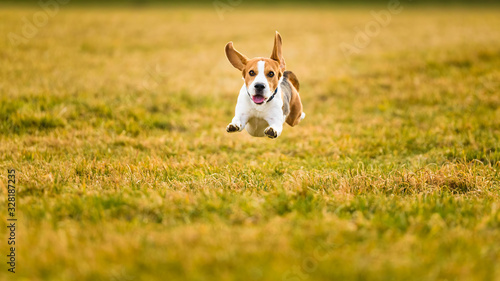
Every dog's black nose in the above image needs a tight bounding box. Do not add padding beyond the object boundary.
[254,83,265,90]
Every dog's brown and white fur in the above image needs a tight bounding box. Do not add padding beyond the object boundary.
[225,31,305,139]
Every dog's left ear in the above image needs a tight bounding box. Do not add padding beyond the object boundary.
[225,42,248,71]
[270,31,286,72]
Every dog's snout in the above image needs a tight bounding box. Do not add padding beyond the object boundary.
[254,83,265,90]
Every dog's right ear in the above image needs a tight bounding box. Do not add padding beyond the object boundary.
[225,42,248,71]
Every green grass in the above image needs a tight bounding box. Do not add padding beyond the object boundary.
[0,5,500,281]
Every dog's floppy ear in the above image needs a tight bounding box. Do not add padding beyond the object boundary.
[225,42,248,71]
[270,31,286,72]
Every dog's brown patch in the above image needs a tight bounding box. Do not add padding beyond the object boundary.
[284,70,299,91]
[283,71,303,127]
[281,78,292,117]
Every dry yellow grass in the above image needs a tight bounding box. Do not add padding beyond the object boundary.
[0,5,500,281]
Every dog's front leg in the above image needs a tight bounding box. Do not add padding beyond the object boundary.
[263,115,284,139]
[226,97,249,133]
[226,114,248,133]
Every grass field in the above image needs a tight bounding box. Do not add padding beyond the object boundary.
[1,4,500,281]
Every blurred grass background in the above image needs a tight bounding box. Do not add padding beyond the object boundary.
[0,1,500,281]
[2,0,500,5]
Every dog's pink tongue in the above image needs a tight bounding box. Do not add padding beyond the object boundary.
[252,95,265,104]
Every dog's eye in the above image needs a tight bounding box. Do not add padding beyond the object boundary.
[249,70,255,76]
[268,71,274,77]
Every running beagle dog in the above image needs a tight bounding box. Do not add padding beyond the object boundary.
[225,31,305,139]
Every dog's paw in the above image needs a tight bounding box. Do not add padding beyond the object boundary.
[226,123,241,133]
[264,127,278,139]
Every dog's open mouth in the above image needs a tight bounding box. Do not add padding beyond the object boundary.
[252,95,266,104]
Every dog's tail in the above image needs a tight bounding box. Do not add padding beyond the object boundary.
[283,71,300,91]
